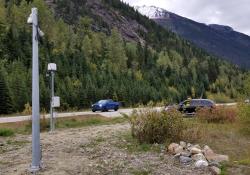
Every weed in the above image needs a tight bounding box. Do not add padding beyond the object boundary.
[0,128,14,137]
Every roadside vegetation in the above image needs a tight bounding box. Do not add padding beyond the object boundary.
[0,115,128,135]
[127,105,250,174]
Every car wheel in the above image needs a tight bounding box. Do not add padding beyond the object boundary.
[92,109,96,112]
[114,106,119,111]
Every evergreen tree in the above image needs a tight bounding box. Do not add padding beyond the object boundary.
[0,68,13,114]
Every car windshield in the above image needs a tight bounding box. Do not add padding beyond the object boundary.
[98,100,108,104]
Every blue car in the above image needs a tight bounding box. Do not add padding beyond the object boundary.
[91,99,120,112]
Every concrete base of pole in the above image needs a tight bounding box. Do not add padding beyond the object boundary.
[29,165,40,173]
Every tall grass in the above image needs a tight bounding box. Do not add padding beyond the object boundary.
[196,106,237,123]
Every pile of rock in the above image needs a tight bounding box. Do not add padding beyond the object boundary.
[167,141,229,175]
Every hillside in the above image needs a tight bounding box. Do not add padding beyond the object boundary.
[0,0,248,114]
[135,5,250,69]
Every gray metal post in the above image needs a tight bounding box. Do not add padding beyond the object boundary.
[50,71,55,132]
[30,8,41,172]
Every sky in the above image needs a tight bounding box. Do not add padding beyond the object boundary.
[123,0,250,36]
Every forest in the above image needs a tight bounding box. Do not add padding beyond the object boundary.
[0,0,249,114]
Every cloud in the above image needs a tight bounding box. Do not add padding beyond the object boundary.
[123,0,250,35]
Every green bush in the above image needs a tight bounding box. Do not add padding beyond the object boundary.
[197,106,237,123]
[238,103,250,135]
[129,109,185,144]
[0,128,14,137]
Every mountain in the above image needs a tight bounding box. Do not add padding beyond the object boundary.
[135,5,250,69]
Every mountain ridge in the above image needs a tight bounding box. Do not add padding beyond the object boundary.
[135,5,250,69]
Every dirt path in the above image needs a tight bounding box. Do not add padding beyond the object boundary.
[0,123,210,175]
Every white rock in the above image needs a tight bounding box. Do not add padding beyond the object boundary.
[192,153,206,161]
[180,141,186,148]
[191,147,202,154]
[195,160,209,168]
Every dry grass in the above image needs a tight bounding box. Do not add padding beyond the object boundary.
[0,115,128,135]
[184,118,250,174]
[196,106,238,123]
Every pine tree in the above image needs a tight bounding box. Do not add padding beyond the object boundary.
[0,69,13,114]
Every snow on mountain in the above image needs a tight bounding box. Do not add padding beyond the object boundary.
[134,5,170,19]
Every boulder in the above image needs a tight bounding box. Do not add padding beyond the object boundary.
[181,151,191,157]
[180,141,186,148]
[203,145,229,163]
[206,154,229,163]
[168,143,183,155]
[175,146,184,154]
[180,156,192,164]
[192,153,206,161]
[209,166,221,175]
[203,145,214,156]
[195,160,209,168]
[191,147,202,154]
[193,144,201,149]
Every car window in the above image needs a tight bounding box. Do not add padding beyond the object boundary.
[98,100,108,104]
[191,100,199,106]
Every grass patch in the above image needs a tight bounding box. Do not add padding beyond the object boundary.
[131,170,151,175]
[0,115,128,135]
[0,128,14,137]
[238,159,250,166]
[116,132,162,153]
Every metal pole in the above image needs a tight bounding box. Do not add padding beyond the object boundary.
[30,7,41,172]
[50,71,55,132]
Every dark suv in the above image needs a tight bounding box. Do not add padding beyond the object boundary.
[178,99,215,114]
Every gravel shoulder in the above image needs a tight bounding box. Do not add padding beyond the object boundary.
[0,123,210,175]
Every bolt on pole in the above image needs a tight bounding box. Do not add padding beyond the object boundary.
[29,7,41,172]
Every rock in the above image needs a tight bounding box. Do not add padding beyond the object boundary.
[209,166,221,175]
[180,156,192,164]
[175,146,184,154]
[203,145,214,156]
[181,151,191,157]
[168,143,179,154]
[203,145,229,163]
[168,143,183,155]
[206,154,229,163]
[180,141,186,148]
[209,161,221,168]
[195,160,209,168]
[191,147,202,154]
[193,144,201,149]
[192,153,206,161]
[187,143,192,147]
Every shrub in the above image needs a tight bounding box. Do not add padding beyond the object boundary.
[238,103,250,135]
[22,103,32,115]
[197,106,237,123]
[129,109,185,144]
[0,128,14,137]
